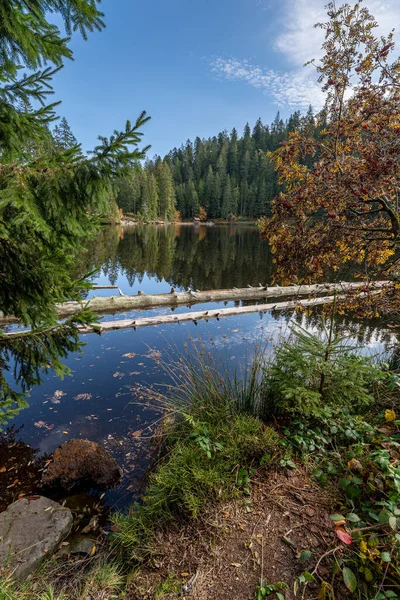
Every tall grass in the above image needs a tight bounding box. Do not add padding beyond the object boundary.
[137,339,271,426]
[113,340,278,560]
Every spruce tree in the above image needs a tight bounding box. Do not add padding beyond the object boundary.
[155,159,176,220]
[0,0,150,423]
[53,116,79,150]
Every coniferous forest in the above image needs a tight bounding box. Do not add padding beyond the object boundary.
[115,108,315,220]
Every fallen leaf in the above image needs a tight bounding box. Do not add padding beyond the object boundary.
[231,563,241,568]
[0,466,6,473]
[336,529,353,545]
[385,409,396,422]
[131,430,142,438]
[62,431,69,435]
[74,393,92,401]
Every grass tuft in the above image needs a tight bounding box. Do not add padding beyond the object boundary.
[113,342,279,560]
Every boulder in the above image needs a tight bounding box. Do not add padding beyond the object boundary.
[0,496,73,580]
[42,438,121,490]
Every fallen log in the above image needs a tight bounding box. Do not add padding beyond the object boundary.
[75,293,375,334]
[37,280,391,319]
[0,281,387,326]
[24,293,370,336]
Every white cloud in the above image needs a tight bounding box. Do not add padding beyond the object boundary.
[210,1,400,111]
[274,0,400,67]
[210,57,325,110]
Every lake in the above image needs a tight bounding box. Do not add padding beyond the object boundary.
[6,224,397,510]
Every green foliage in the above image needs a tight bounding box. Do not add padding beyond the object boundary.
[262,322,384,418]
[116,157,176,221]
[0,556,124,600]
[52,117,79,151]
[154,573,181,599]
[115,110,317,220]
[282,399,400,594]
[115,414,277,560]
[253,580,288,600]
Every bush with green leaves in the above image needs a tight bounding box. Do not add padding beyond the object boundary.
[262,322,384,418]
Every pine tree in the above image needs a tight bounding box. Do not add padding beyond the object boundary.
[155,159,176,220]
[141,172,158,220]
[53,116,79,150]
[0,0,150,423]
[185,180,199,217]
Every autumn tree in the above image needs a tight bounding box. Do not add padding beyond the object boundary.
[259,2,400,314]
[199,206,207,222]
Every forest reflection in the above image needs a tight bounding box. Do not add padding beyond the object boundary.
[79,223,274,291]
[77,224,399,352]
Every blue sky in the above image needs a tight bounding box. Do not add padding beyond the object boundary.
[51,0,400,157]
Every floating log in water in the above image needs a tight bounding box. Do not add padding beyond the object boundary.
[0,281,387,325]
[49,281,388,319]
[70,292,375,335]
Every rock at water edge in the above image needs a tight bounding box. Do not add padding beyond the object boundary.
[42,438,122,491]
[0,496,73,580]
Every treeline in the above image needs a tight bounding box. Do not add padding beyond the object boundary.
[116,108,315,220]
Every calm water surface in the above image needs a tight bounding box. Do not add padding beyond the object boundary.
[8,224,397,509]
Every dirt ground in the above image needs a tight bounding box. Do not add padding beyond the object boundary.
[128,466,336,600]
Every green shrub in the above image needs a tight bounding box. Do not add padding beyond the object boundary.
[262,322,384,418]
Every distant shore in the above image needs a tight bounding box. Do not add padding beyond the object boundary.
[119,218,259,227]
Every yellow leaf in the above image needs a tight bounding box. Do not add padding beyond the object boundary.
[91,545,96,556]
[360,540,367,553]
[385,409,396,422]
[62,431,69,434]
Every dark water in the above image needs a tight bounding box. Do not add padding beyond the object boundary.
[6,224,398,510]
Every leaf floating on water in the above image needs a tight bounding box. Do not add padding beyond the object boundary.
[130,371,141,376]
[62,431,69,435]
[74,393,92,401]
[131,430,142,438]
[50,390,66,404]
[122,352,137,359]
[34,421,54,430]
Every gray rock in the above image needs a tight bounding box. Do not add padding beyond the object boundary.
[0,496,73,580]
[55,534,97,557]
